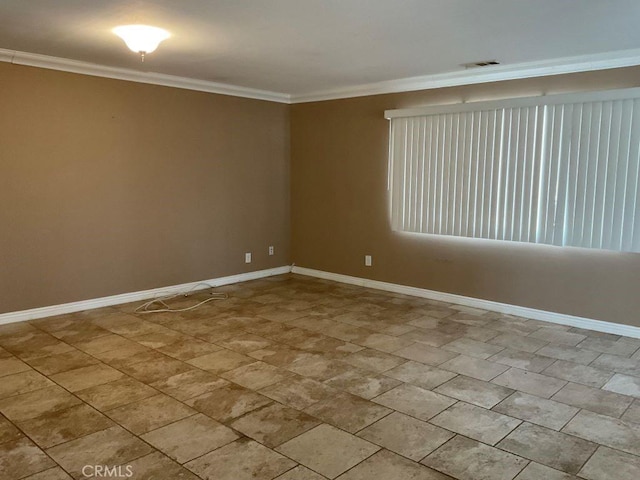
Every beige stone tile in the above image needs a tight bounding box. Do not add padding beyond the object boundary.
[0,356,31,377]
[50,363,123,392]
[27,349,100,376]
[120,451,201,480]
[498,423,597,474]
[602,373,640,398]
[186,438,295,480]
[535,344,600,365]
[0,437,55,480]
[187,349,255,374]
[578,446,640,480]
[357,411,453,461]
[73,334,138,354]
[422,435,527,480]
[621,399,640,424]
[88,342,152,366]
[343,349,407,372]
[260,376,339,410]
[431,402,520,445]
[274,465,327,480]
[142,413,238,463]
[0,385,82,422]
[17,403,113,448]
[287,356,352,381]
[590,353,640,376]
[492,368,566,398]
[393,344,457,366]
[442,337,504,359]
[151,369,228,401]
[156,337,222,360]
[488,333,548,353]
[356,332,413,353]
[433,375,514,408]
[439,354,509,381]
[298,336,363,356]
[541,360,612,388]
[488,349,556,373]
[562,409,640,456]
[11,340,76,361]
[277,424,379,479]
[130,330,185,349]
[231,403,319,447]
[337,449,451,480]
[400,329,460,347]
[49,324,112,344]
[385,361,457,390]
[99,319,166,338]
[186,383,272,422]
[0,370,53,399]
[305,391,391,433]
[577,337,640,357]
[528,328,586,347]
[0,416,23,444]
[106,393,195,434]
[196,326,247,344]
[76,377,158,411]
[250,345,315,368]
[23,467,73,480]
[324,368,401,399]
[514,462,577,480]
[221,361,294,390]
[551,382,633,418]
[217,333,274,353]
[120,356,193,383]
[47,426,152,478]
[493,392,579,430]
[373,384,455,421]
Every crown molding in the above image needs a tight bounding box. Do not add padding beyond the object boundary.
[3,47,640,105]
[289,48,640,103]
[0,48,291,104]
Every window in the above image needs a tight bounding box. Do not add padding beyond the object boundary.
[386,88,640,252]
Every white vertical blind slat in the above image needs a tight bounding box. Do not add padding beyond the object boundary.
[388,93,640,253]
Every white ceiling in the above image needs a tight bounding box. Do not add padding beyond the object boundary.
[1,0,640,99]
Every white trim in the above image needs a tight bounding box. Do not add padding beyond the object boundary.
[3,47,640,105]
[0,48,290,104]
[0,266,292,325]
[384,86,640,119]
[291,267,640,339]
[290,48,640,103]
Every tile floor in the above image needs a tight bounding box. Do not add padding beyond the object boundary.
[1,274,640,479]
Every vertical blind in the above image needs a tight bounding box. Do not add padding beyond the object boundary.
[386,89,640,253]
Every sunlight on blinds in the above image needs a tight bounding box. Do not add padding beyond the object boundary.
[387,90,640,252]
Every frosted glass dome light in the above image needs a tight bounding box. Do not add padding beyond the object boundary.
[113,25,170,59]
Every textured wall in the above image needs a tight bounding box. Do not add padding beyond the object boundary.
[291,67,640,326]
[0,63,290,313]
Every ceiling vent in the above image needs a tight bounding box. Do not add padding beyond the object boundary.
[462,60,501,69]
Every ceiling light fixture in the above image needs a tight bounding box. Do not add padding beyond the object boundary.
[113,24,170,62]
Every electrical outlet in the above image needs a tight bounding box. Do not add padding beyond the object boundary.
[365,255,372,266]
[268,246,274,256]
[245,252,252,263]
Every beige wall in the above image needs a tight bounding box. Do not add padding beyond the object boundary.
[0,63,290,313]
[291,67,640,327]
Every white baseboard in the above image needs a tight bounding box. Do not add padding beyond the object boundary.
[291,266,640,339]
[0,266,293,325]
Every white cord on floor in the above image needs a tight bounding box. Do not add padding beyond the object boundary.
[134,283,228,314]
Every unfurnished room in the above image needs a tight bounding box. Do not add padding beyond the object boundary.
[1,1,640,479]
